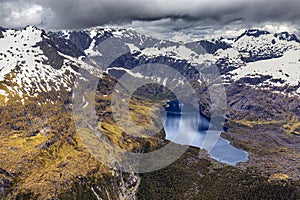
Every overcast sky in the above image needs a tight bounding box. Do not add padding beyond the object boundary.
[0,0,300,40]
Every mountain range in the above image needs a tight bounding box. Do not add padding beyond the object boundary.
[0,25,299,199]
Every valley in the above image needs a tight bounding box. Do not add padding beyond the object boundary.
[0,25,299,199]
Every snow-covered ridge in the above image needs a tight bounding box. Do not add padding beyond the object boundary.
[126,43,205,65]
[61,27,145,41]
[224,49,300,96]
[0,26,92,102]
[232,29,300,63]
[78,29,300,94]
[0,26,43,82]
[0,25,299,101]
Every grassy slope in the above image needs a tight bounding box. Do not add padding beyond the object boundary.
[0,74,299,199]
[0,99,110,199]
[0,75,166,199]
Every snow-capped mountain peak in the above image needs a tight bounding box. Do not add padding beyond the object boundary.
[0,26,90,103]
[0,26,299,105]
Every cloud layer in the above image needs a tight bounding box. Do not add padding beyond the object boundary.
[0,0,300,36]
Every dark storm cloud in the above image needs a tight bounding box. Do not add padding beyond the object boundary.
[0,0,300,30]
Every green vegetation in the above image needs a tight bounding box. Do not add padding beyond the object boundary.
[137,148,300,200]
[0,99,110,199]
[0,74,165,199]
[1,74,299,199]
[233,114,300,136]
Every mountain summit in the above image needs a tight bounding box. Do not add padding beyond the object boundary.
[0,26,299,199]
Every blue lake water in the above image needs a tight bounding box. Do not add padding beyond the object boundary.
[161,101,249,166]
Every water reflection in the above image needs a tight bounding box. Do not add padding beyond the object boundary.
[161,101,249,166]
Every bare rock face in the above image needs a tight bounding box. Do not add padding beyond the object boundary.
[68,31,93,51]
[186,40,231,54]
[0,27,6,39]
[36,32,85,70]
[38,39,64,70]
[226,82,300,120]
[46,32,85,58]
[0,168,13,196]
